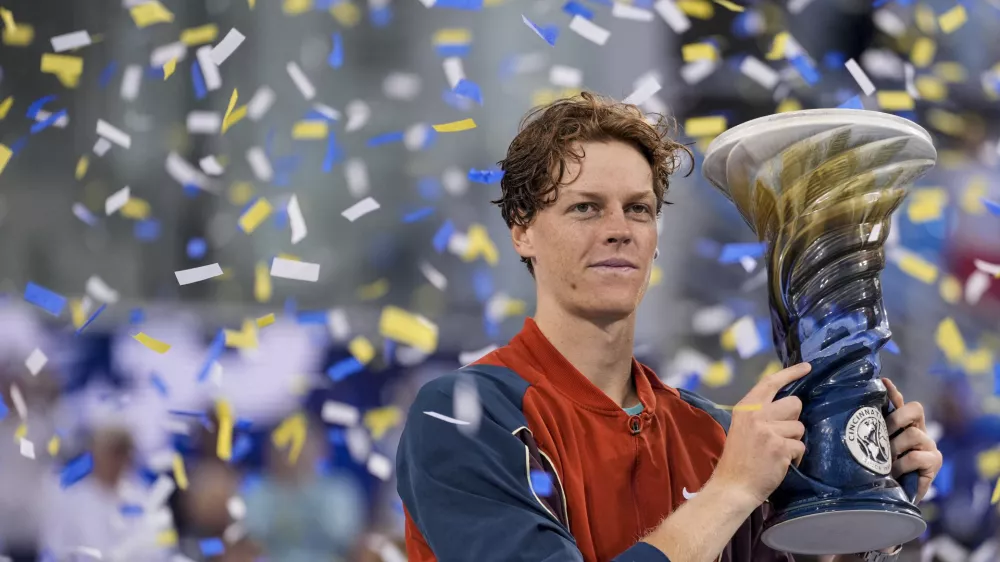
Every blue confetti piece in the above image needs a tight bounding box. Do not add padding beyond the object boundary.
[885,340,900,354]
[273,208,289,230]
[680,372,700,391]
[523,16,559,46]
[0,399,7,421]
[182,184,202,198]
[134,219,161,241]
[327,358,364,382]
[370,5,392,26]
[24,282,66,317]
[98,62,118,89]
[823,51,846,70]
[323,132,345,172]
[9,136,27,155]
[421,127,439,151]
[26,95,56,120]
[151,373,169,396]
[284,296,297,316]
[119,504,143,517]
[454,78,483,105]
[231,434,253,463]
[296,310,328,325]
[61,453,94,488]
[562,0,593,19]
[168,409,204,418]
[981,198,1000,216]
[144,65,161,79]
[994,362,1000,395]
[30,109,67,134]
[265,128,277,157]
[484,316,501,340]
[530,470,553,496]
[468,168,504,184]
[433,0,483,9]
[838,95,863,110]
[418,177,443,200]
[718,242,766,264]
[435,44,472,58]
[403,207,435,223]
[433,220,455,253]
[129,307,144,325]
[314,0,334,8]
[442,87,476,111]
[327,428,346,446]
[197,330,225,382]
[191,60,207,100]
[186,238,207,259]
[935,458,953,497]
[790,55,820,86]
[473,267,493,302]
[367,131,405,147]
[199,538,225,557]
[328,33,344,68]
[873,0,892,6]
[235,418,254,431]
[384,338,396,364]
[77,303,107,334]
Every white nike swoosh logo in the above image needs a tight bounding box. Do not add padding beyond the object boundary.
[682,487,698,500]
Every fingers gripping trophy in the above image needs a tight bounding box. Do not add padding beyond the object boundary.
[702,110,936,555]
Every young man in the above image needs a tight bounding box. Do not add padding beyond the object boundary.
[396,93,942,562]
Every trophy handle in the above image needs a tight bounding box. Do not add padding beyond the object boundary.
[883,398,921,503]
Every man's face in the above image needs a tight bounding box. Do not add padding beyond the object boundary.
[512,140,658,322]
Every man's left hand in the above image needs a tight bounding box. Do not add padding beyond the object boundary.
[882,378,943,504]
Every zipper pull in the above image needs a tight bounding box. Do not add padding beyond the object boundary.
[628,414,641,435]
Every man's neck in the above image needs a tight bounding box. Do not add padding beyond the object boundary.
[533,301,638,408]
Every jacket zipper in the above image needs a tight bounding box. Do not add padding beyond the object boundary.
[628,414,643,531]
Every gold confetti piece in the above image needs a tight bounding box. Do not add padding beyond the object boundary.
[13,423,25,441]
[766,32,789,60]
[992,476,1000,505]
[163,57,176,80]
[898,253,938,284]
[915,3,937,34]
[776,98,801,113]
[681,42,718,62]
[254,262,272,303]
[502,299,527,318]
[939,275,961,305]
[2,23,32,47]
[122,198,151,219]
[249,0,256,8]
[720,324,736,351]
[713,0,744,11]
[676,0,714,19]
[907,188,947,223]
[461,224,499,265]
[277,253,301,261]
[935,317,966,364]
[222,89,239,134]
[75,156,88,180]
[364,406,403,440]
[910,37,936,69]
[331,1,362,26]
[156,529,178,547]
[702,360,732,388]
[47,435,59,457]
[224,319,259,349]
[228,182,254,206]
[433,118,477,132]
[134,332,171,354]
[238,197,273,233]
[291,120,329,139]
[349,336,376,365]
[963,348,992,375]
[272,412,306,464]
[915,76,946,101]
[41,53,83,77]
[216,400,233,460]
[69,299,86,329]
[180,24,219,46]
[130,1,175,28]
[726,403,762,412]
[379,306,439,354]
[173,453,188,489]
[0,96,12,119]
[933,62,967,83]
[649,265,663,287]
[433,28,472,44]
[0,7,14,31]
[357,278,390,301]
[256,313,275,328]
[0,144,12,176]
[284,0,313,14]
[961,176,987,215]
[979,449,1000,479]
[876,91,914,111]
[685,116,727,137]
[926,109,963,136]
[938,4,967,34]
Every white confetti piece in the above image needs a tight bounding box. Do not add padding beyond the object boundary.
[35,110,68,128]
[174,263,224,285]
[367,453,393,481]
[72,547,102,560]
[328,309,350,341]
[270,258,320,282]
[569,15,610,45]
[105,186,130,216]
[73,203,98,226]
[86,275,119,303]
[458,345,497,366]
[787,0,815,14]
[443,57,465,90]
[442,166,468,196]
[223,522,246,544]
[416,0,435,8]
[845,58,876,96]
[286,61,316,100]
[692,305,735,335]
[247,87,276,121]
[345,158,369,197]
[612,2,653,20]
[419,261,447,290]
[341,197,380,222]
[624,74,661,105]
[166,152,210,190]
[453,374,481,434]
[321,401,360,426]
[144,476,175,511]
[654,0,691,33]
[681,59,718,85]
[345,99,371,132]
[151,42,187,68]
[96,119,131,149]
[186,111,220,134]
[93,137,112,157]
[739,255,757,273]
[227,496,246,521]
[19,439,34,460]
[196,46,222,91]
[288,195,307,244]
[10,384,25,419]
[246,147,273,182]
[732,316,762,359]
[904,63,919,99]
[873,9,905,37]
[345,426,372,463]
[404,123,432,151]
[312,103,340,121]
[25,348,47,376]
[51,30,92,52]
[975,259,1000,277]
[120,65,143,101]
[199,155,224,176]
[383,72,422,100]
[209,28,245,66]
[423,411,470,425]
[740,56,780,90]
[549,64,582,88]
[369,534,407,562]
[209,361,223,387]
[965,270,991,305]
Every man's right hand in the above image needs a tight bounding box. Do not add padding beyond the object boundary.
[712,362,812,509]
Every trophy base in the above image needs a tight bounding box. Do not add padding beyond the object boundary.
[761,498,926,555]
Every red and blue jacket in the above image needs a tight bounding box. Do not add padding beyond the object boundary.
[397,317,793,562]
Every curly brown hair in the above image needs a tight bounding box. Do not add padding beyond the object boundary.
[493,91,693,276]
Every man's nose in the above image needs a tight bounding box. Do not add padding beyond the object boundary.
[602,210,632,245]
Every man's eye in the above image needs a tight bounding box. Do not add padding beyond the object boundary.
[573,203,594,213]
[630,204,651,214]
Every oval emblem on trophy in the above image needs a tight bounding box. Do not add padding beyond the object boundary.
[844,406,892,475]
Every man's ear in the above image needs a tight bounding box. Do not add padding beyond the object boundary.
[511,223,535,262]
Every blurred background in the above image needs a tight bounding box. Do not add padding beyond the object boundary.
[0,0,997,560]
